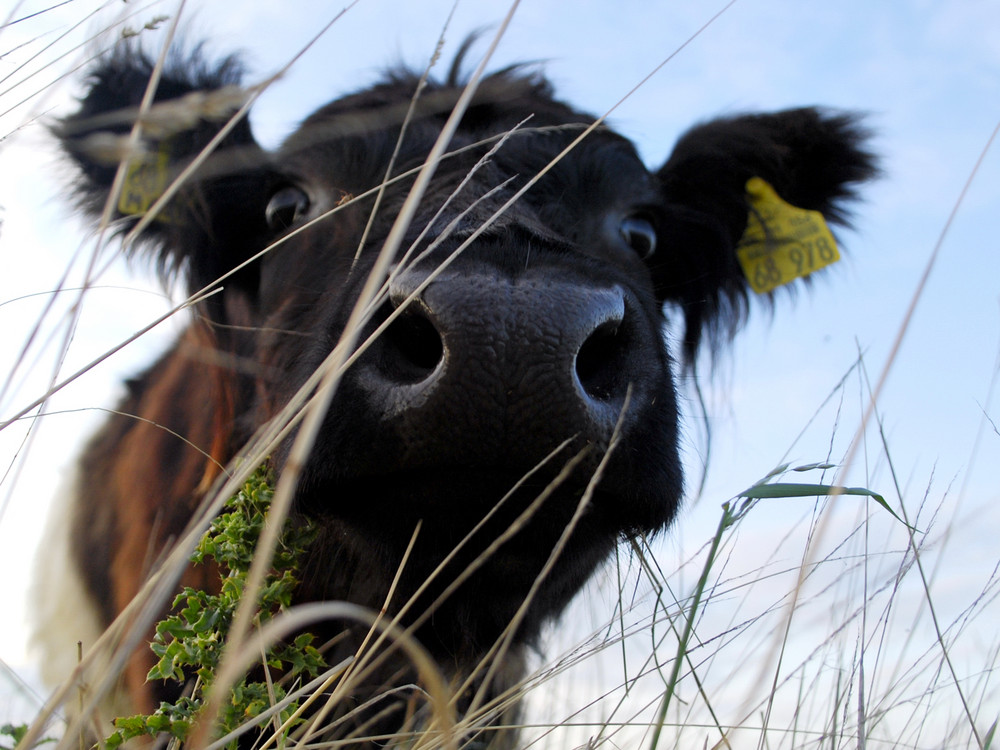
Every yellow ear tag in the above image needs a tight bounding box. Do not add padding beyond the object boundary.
[736,176,840,294]
[117,139,172,219]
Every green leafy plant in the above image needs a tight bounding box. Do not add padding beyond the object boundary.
[2,724,30,750]
[104,466,324,749]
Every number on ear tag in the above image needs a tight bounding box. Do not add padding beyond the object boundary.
[737,177,840,294]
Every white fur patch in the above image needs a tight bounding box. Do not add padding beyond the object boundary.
[29,467,133,729]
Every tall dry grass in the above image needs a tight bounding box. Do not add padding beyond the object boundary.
[2,2,998,749]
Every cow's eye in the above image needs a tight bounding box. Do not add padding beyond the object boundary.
[266,186,310,230]
[619,215,657,259]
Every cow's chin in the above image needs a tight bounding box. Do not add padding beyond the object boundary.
[290,466,621,660]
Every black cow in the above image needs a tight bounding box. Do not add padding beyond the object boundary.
[36,41,875,748]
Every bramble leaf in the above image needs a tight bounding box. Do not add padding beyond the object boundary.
[106,464,323,748]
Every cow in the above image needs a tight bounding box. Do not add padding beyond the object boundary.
[32,39,876,749]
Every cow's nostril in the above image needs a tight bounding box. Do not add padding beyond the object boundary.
[381,306,444,383]
[575,320,627,402]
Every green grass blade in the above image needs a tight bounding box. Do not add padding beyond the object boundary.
[737,482,917,531]
[984,718,997,750]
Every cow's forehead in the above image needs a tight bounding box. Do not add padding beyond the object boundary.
[278,104,652,205]
[276,69,631,174]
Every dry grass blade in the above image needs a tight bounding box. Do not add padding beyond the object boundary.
[197,602,460,750]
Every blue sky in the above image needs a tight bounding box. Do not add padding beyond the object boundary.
[2,0,999,742]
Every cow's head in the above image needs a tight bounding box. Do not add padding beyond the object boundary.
[55,43,876,742]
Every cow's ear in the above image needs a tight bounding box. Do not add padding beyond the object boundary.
[651,108,877,362]
[58,44,276,309]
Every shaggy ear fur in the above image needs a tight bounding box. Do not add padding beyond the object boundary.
[652,108,878,361]
[58,45,276,312]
